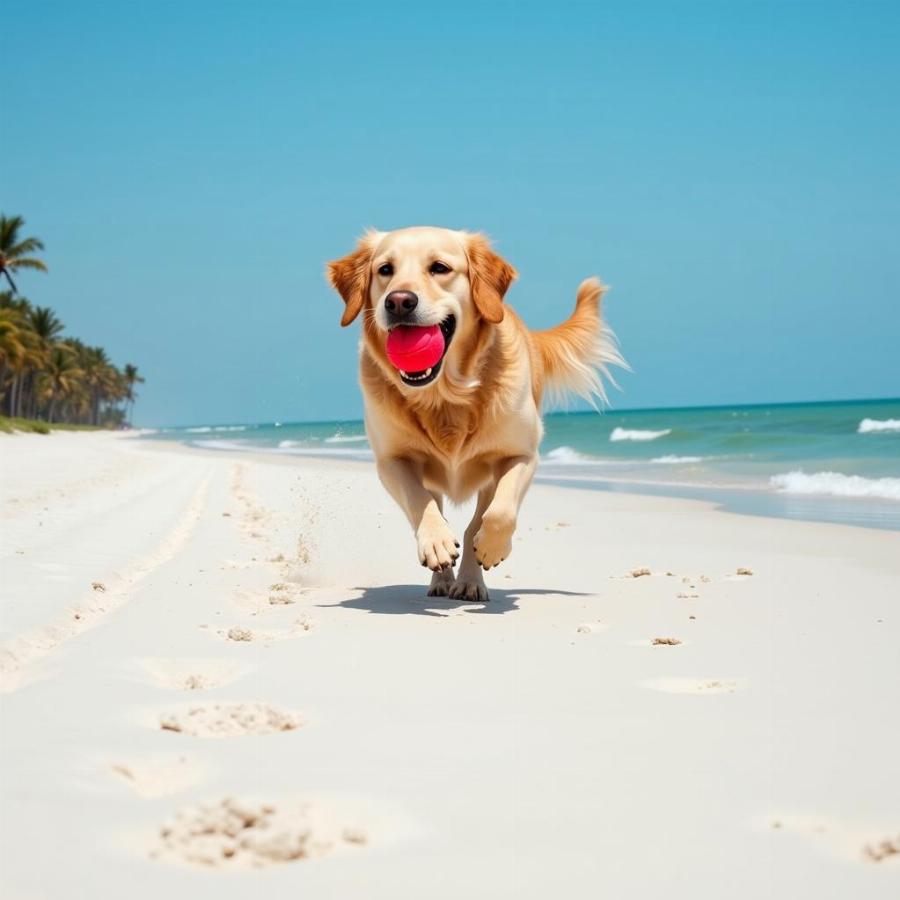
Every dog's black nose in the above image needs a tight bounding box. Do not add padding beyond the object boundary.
[385,290,418,322]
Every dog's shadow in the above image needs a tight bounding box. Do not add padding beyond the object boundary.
[323,583,589,617]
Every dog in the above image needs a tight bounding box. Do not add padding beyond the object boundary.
[327,227,624,601]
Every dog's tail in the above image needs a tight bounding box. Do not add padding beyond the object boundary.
[531,277,628,409]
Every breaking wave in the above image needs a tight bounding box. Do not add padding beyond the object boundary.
[858,418,900,434]
[609,427,671,442]
[543,446,595,464]
[770,470,900,501]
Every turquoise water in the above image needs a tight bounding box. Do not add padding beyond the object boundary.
[146,398,900,530]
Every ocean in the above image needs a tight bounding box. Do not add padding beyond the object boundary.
[145,398,900,531]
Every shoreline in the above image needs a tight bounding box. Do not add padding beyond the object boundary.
[1,430,898,897]
[138,434,900,533]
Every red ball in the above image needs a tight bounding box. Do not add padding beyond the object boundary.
[385,325,445,372]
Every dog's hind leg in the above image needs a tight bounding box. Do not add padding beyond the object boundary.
[426,493,456,595]
[428,567,455,596]
[449,487,492,603]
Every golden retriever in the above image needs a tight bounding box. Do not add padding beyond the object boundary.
[327,227,623,601]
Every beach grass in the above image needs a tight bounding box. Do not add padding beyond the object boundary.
[0,415,103,434]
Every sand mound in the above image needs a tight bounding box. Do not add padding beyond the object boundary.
[153,797,366,868]
[159,703,302,738]
[226,627,253,642]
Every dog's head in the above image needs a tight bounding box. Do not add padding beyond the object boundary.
[327,227,516,390]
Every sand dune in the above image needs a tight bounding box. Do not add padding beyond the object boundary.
[1,430,898,898]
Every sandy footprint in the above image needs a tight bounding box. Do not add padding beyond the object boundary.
[134,657,250,691]
[641,676,746,694]
[265,582,302,605]
[151,796,367,868]
[228,466,322,584]
[109,755,208,797]
[724,567,755,581]
[208,615,315,644]
[232,583,305,615]
[227,463,286,556]
[627,637,685,647]
[761,813,900,864]
[221,558,258,571]
[575,621,609,635]
[158,703,303,738]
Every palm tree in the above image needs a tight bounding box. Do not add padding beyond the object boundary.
[39,345,83,423]
[0,215,48,294]
[0,299,43,417]
[122,363,145,424]
[21,306,65,417]
[0,215,144,428]
[0,308,27,413]
[29,306,64,343]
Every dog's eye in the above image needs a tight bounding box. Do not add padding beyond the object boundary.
[430,262,451,275]
[377,263,393,277]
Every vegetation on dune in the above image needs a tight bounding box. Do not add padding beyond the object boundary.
[0,415,102,434]
[0,214,145,428]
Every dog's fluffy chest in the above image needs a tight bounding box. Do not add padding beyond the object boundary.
[411,405,542,503]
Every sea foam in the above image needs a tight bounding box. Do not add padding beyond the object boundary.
[858,418,900,434]
[651,455,703,464]
[544,446,594,464]
[609,427,671,442]
[770,471,900,501]
[324,433,369,444]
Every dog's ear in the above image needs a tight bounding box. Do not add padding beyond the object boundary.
[466,233,517,325]
[327,232,379,327]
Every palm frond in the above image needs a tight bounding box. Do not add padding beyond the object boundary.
[10,258,49,273]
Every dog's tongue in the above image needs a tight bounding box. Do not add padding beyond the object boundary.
[385,324,445,372]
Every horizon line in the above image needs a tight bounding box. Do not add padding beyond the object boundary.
[145,395,900,431]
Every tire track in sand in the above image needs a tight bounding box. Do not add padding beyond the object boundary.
[0,473,212,693]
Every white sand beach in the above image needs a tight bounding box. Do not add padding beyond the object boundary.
[1,430,898,898]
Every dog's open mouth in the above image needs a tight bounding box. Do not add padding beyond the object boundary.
[388,316,456,388]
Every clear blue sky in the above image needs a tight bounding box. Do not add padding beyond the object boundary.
[5,0,898,426]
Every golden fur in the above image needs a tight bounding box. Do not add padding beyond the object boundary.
[327,226,623,601]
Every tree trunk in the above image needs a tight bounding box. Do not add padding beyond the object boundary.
[1,267,18,294]
[11,373,22,417]
[0,364,8,414]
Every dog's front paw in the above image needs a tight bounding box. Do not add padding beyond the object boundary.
[416,518,460,572]
[473,507,516,570]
